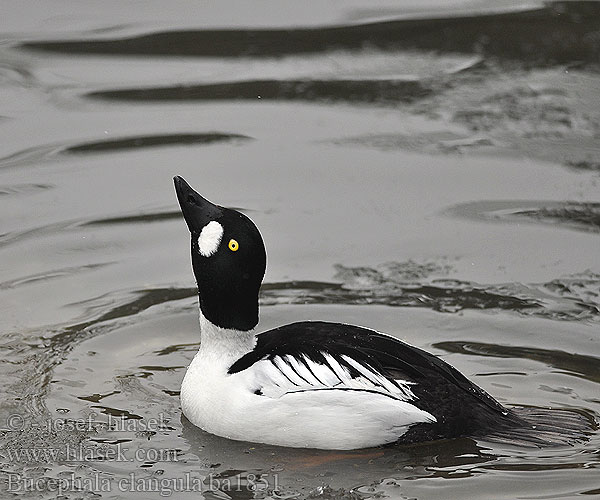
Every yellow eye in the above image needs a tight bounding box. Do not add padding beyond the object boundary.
[228,239,239,252]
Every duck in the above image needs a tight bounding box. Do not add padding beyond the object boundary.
[173,176,591,450]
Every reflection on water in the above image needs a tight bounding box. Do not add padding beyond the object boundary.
[0,262,112,290]
[0,133,251,168]
[20,2,600,65]
[81,211,184,227]
[434,341,600,383]
[87,78,433,104]
[328,263,600,322]
[1,0,599,498]
[449,200,600,233]
[64,133,253,153]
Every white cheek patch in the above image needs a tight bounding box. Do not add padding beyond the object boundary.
[198,221,224,257]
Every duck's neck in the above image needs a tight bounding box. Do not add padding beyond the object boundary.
[197,310,256,362]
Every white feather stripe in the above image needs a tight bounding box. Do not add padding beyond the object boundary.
[322,352,351,382]
[284,355,320,385]
[254,360,291,397]
[252,357,325,398]
[303,356,340,386]
[248,352,416,403]
[272,356,306,386]
[340,355,385,385]
[351,376,380,391]
[340,355,416,400]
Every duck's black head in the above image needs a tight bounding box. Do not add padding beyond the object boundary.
[174,176,266,331]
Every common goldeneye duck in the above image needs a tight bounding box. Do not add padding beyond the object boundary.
[173,176,592,450]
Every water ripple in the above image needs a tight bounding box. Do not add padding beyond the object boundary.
[0,133,252,169]
[0,262,113,290]
[81,211,182,227]
[64,132,252,153]
[0,183,53,196]
[448,200,600,234]
[433,341,600,383]
[87,78,432,103]
[260,279,540,314]
[19,2,600,66]
[260,263,600,322]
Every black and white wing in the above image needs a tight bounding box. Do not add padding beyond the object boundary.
[247,349,417,400]
[229,321,514,443]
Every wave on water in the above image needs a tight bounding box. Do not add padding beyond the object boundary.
[0,263,112,290]
[64,132,252,153]
[434,340,600,383]
[0,183,53,196]
[0,133,252,169]
[16,2,600,110]
[261,262,600,322]
[3,258,596,408]
[87,78,433,103]
[448,200,600,234]
[1,254,598,323]
[19,2,600,67]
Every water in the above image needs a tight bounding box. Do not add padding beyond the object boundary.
[1,1,599,498]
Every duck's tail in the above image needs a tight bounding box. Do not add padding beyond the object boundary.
[482,406,597,447]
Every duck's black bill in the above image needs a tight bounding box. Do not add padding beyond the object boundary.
[173,176,223,233]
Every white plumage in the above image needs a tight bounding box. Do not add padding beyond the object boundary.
[180,313,435,450]
[197,221,223,257]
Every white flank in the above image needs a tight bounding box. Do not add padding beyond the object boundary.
[198,221,224,257]
[180,317,436,449]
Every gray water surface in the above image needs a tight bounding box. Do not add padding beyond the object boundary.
[1,1,599,498]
